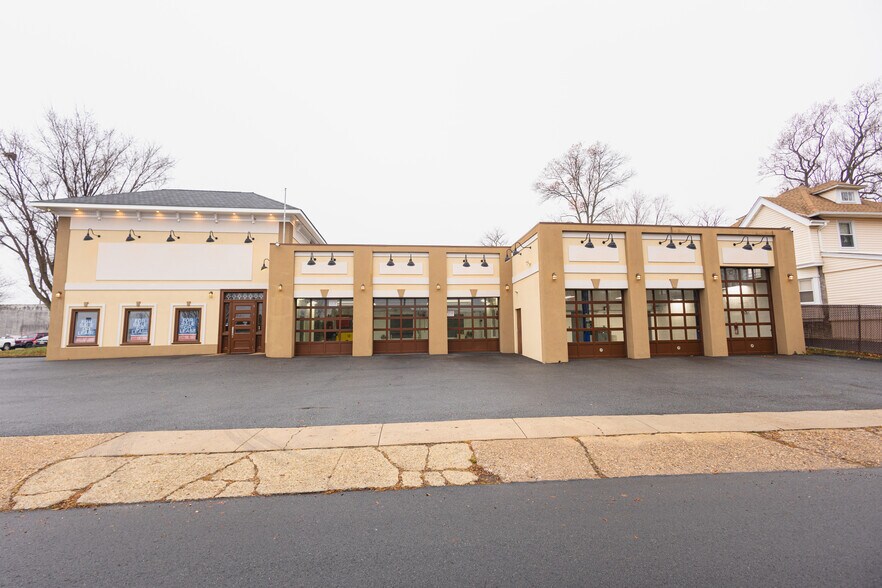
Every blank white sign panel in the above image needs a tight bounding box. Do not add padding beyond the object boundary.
[96,244,254,281]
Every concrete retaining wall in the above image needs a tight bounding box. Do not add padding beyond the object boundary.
[0,304,50,336]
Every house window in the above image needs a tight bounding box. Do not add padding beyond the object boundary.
[798,279,816,304]
[174,308,201,343]
[839,191,857,203]
[69,309,100,346]
[838,221,855,247]
[123,308,152,344]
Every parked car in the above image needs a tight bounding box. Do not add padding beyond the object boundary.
[34,335,49,347]
[15,332,48,348]
[1,335,16,351]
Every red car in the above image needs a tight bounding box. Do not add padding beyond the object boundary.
[15,332,48,348]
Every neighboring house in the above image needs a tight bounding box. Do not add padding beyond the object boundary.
[738,182,882,305]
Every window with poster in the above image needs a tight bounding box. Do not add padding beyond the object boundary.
[123,308,152,345]
[69,309,100,346]
[174,308,202,344]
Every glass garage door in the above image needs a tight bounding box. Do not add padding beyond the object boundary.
[447,297,500,352]
[373,298,429,354]
[646,289,702,356]
[295,298,354,356]
[565,289,626,358]
[722,268,776,354]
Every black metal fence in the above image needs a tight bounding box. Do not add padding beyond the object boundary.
[802,304,882,355]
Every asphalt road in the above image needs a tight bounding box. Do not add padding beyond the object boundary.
[1,353,881,436]
[2,469,880,587]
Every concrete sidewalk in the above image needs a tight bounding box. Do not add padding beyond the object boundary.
[2,409,881,512]
[75,409,882,456]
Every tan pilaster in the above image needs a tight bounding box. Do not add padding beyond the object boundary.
[265,244,295,358]
[46,217,71,360]
[428,249,448,355]
[698,229,729,357]
[770,229,806,354]
[537,225,568,363]
[623,228,650,359]
[352,248,374,357]
[498,247,515,353]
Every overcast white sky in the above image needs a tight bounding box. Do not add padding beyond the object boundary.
[2,0,881,303]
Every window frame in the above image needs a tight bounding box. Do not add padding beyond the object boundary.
[173,307,202,344]
[372,298,430,342]
[839,190,857,203]
[122,307,153,345]
[838,221,856,248]
[446,297,500,341]
[565,289,626,344]
[68,308,101,347]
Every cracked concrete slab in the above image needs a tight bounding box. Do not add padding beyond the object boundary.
[13,490,76,510]
[211,458,256,481]
[217,481,256,498]
[78,429,260,457]
[764,429,882,467]
[514,417,603,438]
[424,472,446,486]
[18,457,130,495]
[168,479,227,501]
[327,448,399,490]
[400,471,422,488]
[442,470,478,485]
[580,432,857,478]
[251,449,343,495]
[473,438,598,482]
[0,433,118,510]
[77,453,242,504]
[427,443,473,470]
[382,445,428,471]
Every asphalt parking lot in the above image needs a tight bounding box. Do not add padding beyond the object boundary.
[1,353,880,436]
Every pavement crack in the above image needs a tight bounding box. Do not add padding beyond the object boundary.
[511,419,528,439]
[575,437,608,479]
[756,431,868,468]
[234,429,264,452]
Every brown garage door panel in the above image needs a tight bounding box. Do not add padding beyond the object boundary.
[374,340,430,355]
[649,340,703,356]
[727,339,776,355]
[568,342,627,358]
[448,339,500,353]
[296,342,353,356]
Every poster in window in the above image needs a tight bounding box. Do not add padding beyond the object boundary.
[177,309,200,342]
[73,310,99,344]
[126,310,151,343]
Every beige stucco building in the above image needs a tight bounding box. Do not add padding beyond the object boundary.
[739,181,882,305]
[37,189,805,363]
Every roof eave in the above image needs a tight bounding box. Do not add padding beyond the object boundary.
[31,201,299,216]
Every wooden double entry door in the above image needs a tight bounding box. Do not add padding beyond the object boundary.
[219,291,265,354]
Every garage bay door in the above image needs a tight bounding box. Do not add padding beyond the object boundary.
[373,298,429,354]
[447,297,500,352]
[722,268,776,354]
[295,298,353,356]
[566,289,626,358]
[647,289,702,356]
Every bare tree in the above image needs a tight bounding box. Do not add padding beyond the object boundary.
[533,142,635,223]
[0,109,174,308]
[760,79,882,200]
[608,191,673,225]
[480,227,507,247]
[672,204,728,227]
[0,272,11,302]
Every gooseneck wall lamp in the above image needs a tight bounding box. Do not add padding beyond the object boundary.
[504,241,532,261]
[679,235,697,250]
[734,236,753,251]
[759,236,773,251]
[328,253,337,266]
[125,229,141,242]
[244,232,255,244]
[659,231,677,249]
[206,231,219,243]
[260,258,269,271]
[386,254,395,267]
[83,228,101,241]
[480,255,489,268]
[166,230,181,242]
[306,253,317,266]
[580,233,595,248]
[462,254,470,268]
[407,255,415,267]
[602,233,617,248]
